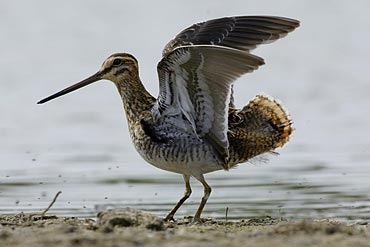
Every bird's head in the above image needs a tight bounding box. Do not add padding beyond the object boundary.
[99,53,139,82]
[37,53,139,104]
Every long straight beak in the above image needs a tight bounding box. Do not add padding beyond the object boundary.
[37,72,102,104]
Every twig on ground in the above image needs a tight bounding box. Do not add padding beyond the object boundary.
[225,207,229,223]
[41,191,62,218]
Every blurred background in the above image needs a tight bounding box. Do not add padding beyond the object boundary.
[1,0,369,222]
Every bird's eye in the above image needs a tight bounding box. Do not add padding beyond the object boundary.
[112,58,122,66]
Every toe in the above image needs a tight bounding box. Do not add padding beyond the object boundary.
[163,215,176,222]
[191,217,203,224]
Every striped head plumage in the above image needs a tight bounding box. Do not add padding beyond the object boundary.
[99,53,139,82]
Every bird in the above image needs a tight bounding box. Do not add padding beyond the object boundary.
[38,16,299,223]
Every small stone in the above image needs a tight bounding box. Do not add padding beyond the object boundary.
[97,208,166,231]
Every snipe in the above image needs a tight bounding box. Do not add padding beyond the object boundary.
[38,16,299,222]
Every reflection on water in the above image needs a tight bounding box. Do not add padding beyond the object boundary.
[1,1,370,222]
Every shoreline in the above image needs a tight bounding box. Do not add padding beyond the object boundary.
[1,208,369,247]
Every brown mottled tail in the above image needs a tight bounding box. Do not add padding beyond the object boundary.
[228,95,294,167]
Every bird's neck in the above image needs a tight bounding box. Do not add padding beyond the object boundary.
[115,78,155,124]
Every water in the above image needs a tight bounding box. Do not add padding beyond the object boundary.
[1,1,370,222]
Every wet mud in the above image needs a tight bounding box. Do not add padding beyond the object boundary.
[1,208,369,247]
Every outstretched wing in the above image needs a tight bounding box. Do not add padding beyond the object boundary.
[154,46,264,164]
[163,16,300,56]
[154,16,299,165]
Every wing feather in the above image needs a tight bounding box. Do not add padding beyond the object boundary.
[162,16,299,56]
[152,16,299,166]
[154,45,264,164]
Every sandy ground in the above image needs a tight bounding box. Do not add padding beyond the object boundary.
[1,208,369,247]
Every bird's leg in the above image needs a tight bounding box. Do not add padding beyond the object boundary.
[193,174,212,223]
[164,174,192,222]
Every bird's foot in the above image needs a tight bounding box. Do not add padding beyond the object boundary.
[163,215,176,222]
[191,216,217,224]
[179,215,205,224]
[191,218,203,224]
